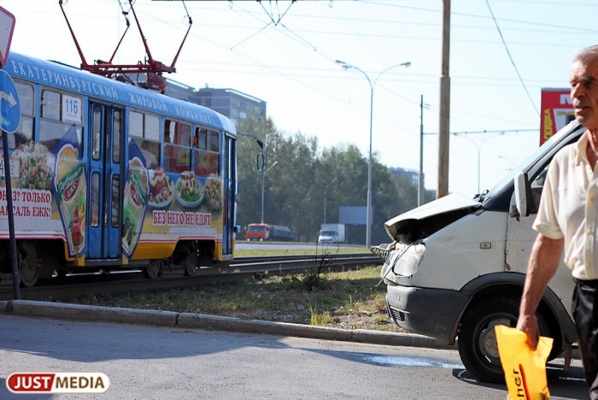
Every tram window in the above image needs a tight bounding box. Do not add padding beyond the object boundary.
[92,106,101,160]
[176,123,191,146]
[129,111,143,137]
[164,119,174,144]
[39,119,82,153]
[91,172,100,227]
[193,128,220,177]
[40,89,83,153]
[1,82,34,149]
[128,111,160,168]
[15,81,34,145]
[41,90,60,120]
[145,114,159,141]
[223,135,232,180]
[113,110,121,163]
[134,138,160,169]
[164,119,191,173]
[208,130,220,152]
[195,127,207,149]
[111,175,120,228]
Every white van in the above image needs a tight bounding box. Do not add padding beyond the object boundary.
[373,121,585,383]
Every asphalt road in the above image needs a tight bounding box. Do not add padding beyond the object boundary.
[0,313,587,400]
[0,300,589,399]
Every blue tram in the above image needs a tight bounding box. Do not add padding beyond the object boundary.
[0,52,238,287]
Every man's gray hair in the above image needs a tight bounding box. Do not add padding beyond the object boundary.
[575,45,598,65]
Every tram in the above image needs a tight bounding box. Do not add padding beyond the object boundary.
[0,52,238,287]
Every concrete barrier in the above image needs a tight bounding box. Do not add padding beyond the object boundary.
[1,300,452,349]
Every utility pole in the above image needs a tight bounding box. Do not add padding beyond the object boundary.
[418,94,425,206]
[437,0,451,198]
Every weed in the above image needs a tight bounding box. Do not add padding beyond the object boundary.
[308,302,319,326]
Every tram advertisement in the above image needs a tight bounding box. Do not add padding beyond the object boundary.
[0,139,62,244]
[0,125,88,259]
[54,126,87,258]
[146,171,223,230]
[0,133,225,261]
[123,140,149,258]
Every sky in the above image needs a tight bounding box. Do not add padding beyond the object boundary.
[0,0,594,198]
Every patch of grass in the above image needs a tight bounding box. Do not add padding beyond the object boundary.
[54,266,403,332]
[235,246,369,258]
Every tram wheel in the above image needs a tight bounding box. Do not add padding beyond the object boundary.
[184,251,198,276]
[143,259,163,279]
[18,241,41,288]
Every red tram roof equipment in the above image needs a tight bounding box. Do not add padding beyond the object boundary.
[58,0,192,93]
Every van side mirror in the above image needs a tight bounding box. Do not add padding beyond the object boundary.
[513,171,530,218]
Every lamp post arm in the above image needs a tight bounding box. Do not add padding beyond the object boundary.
[372,62,411,88]
[335,60,372,91]
[237,132,265,149]
[453,131,505,194]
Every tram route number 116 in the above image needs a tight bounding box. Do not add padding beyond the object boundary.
[0,152,20,178]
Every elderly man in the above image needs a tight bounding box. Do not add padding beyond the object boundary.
[518,44,598,399]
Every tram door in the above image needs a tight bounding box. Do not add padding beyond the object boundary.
[222,134,235,256]
[87,103,123,259]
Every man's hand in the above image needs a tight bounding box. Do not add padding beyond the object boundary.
[516,313,540,350]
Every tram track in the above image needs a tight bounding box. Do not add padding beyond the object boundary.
[0,253,382,301]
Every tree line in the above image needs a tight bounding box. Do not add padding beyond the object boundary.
[235,114,436,245]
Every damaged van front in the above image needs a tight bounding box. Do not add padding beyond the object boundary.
[373,121,585,383]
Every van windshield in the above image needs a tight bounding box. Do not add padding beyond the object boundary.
[482,121,585,203]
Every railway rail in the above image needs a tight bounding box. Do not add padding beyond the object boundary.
[0,253,382,301]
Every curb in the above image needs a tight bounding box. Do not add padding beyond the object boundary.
[0,300,452,349]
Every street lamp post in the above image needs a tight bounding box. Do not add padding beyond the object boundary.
[260,160,278,223]
[418,94,430,206]
[336,59,411,247]
[454,132,504,194]
[261,143,267,223]
[236,132,272,222]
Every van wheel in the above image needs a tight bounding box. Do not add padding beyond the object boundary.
[457,296,553,384]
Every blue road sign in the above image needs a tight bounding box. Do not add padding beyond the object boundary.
[0,69,19,133]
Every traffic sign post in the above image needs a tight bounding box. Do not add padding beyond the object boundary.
[1,111,18,298]
[0,6,18,298]
[0,7,15,66]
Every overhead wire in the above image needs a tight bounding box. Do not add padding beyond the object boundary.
[131,1,570,138]
[113,0,567,186]
[485,0,550,117]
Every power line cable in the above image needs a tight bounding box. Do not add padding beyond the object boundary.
[485,0,540,116]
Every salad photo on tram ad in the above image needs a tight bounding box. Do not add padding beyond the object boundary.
[122,140,149,258]
[53,125,87,258]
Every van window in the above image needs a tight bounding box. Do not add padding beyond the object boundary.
[530,165,548,214]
